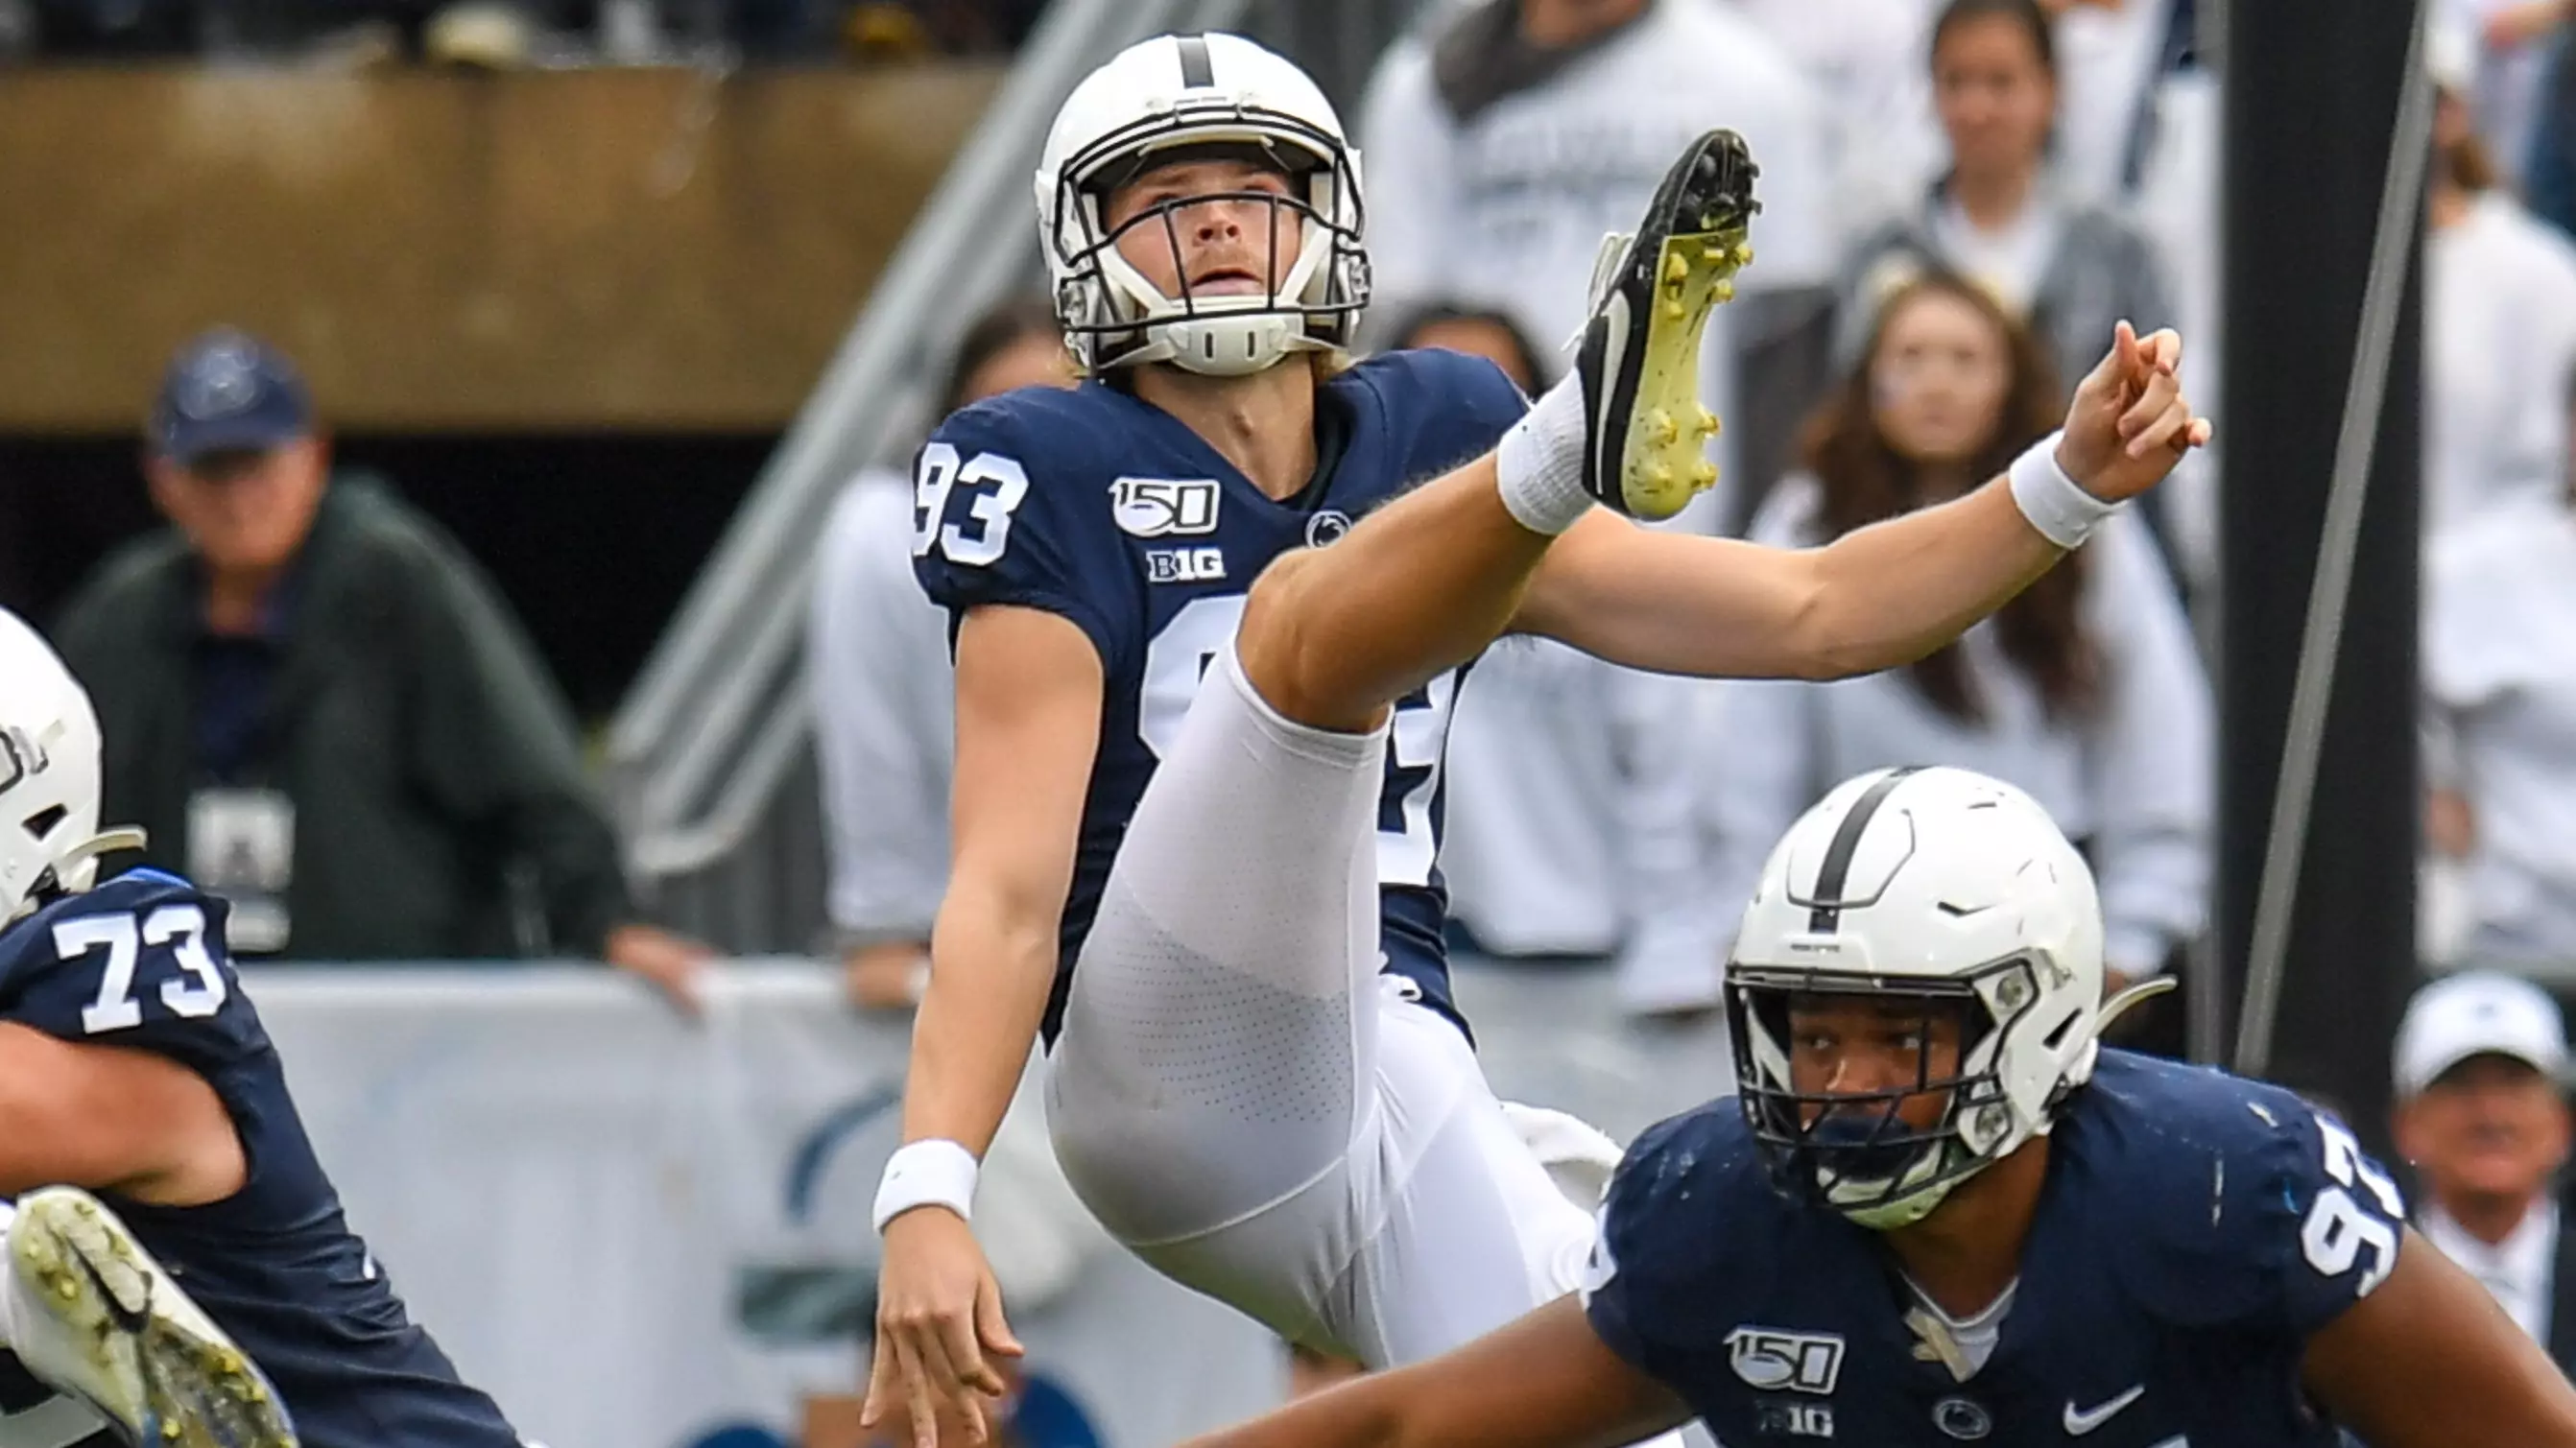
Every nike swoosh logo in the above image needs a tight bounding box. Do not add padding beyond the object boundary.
[2064,1385,2146,1435]
[1593,290,1630,498]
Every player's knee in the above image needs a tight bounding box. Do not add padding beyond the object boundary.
[1238,552,1381,734]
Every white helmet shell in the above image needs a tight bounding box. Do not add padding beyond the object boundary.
[0,610,137,923]
[1034,32,1369,376]
[1727,766,2111,1228]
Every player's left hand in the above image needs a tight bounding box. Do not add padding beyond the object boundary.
[605,923,713,1015]
[2056,320,2213,503]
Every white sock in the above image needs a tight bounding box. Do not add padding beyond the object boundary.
[1494,373,1592,535]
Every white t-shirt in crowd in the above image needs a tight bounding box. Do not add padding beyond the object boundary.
[1360,0,1834,507]
[2428,191,2576,534]
[1930,192,2064,316]
[2425,497,2576,969]
[2422,1199,2558,1343]
[808,468,955,946]
[1727,0,1945,243]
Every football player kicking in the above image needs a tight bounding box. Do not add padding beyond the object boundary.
[1177,767,2576,1448]
[0,607,523,1448]
[873,27,2210,1448]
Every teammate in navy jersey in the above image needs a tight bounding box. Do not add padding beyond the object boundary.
[1175,767,2576,1448]
[0,606,521,1448]
[871,28,2208,1448]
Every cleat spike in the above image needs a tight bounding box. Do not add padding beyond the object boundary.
[1663,298,1685,320]
[1660,250,1689,286]
[1734,243,1755,267]
[1712,279,1735,303]
[1691,461,1720,489]
[1696,407,1722,437]
[1644,409,1678,445]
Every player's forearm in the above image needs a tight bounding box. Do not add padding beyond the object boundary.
[1796,479,2063,679]
[897,887,1059,1157]
[1181,1375,1410,1448]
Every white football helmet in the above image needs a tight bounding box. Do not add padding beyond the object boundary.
[1034,32,1369,377]
[1726,766,2163,1230]
[0,610,142,924]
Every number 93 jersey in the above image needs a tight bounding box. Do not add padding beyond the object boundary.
[0,869,522,1448]
[1583,1051,2409,1448]
[910,349,1529,1043]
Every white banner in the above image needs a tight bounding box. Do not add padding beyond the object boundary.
[241,961,1740,1448]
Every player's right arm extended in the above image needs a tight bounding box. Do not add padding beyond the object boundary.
[1181,1298,1691,1448]
[869,603,1104,1448]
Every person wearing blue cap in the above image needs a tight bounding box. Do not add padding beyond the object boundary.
[45,327,708,1005]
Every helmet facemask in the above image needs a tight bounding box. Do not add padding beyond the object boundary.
[1730,956,2072,1231]
[1047,113,1369,377]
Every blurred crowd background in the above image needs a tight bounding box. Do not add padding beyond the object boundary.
[9,0,2576,1443]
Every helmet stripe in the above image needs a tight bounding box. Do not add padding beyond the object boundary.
[1176,35,1215,89]
[1806,766,1922,933]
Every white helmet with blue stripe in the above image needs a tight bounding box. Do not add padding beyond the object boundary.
[1726,766,2164,1229]
[1035,32,1369,377]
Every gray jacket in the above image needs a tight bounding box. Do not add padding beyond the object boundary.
[1832,180,2178,399]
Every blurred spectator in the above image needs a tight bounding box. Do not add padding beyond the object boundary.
[2039,0,2194,206]
[1729,0,1945,244]
[28,0,188,52]
[2427,15,2576,534]
[840,0,1043,60]
[2525,22,2576,240]
[1384,304,1729,1018]
[2392,971,2576,1369]
[48,328,707,1005]
[1705,273,2210,1049]
[1382,303,1552,392]
[2443,0,2571,192]
[1358,0,1835,528]
[1833,0,2193,579]
[2422,367,2576,971]
[1834,0,2177,423]
[811,297,1071,1011]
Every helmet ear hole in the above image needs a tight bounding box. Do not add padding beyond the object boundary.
[25,805,66,840]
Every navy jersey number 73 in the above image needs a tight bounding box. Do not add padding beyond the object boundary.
[908,348,1528,1042]
[0,869,521,1448]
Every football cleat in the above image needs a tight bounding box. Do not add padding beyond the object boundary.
[5,1188,297,1448]
[1572,129,1759,521]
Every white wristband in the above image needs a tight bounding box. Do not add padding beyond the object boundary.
[872,1138,979,1234]
[2007,431,2119,550]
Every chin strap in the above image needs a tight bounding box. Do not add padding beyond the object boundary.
[2095,975,2181,1038]
[58,826,148,877]
[10,825,152,925]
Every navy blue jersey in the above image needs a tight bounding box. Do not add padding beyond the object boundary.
[1585,1051,2409,1448]
[0,871,520,1448]
[911,349,1528,1040]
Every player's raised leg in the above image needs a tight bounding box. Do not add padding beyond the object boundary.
[5,1188,297,1448]
[1237,129,1758,732]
